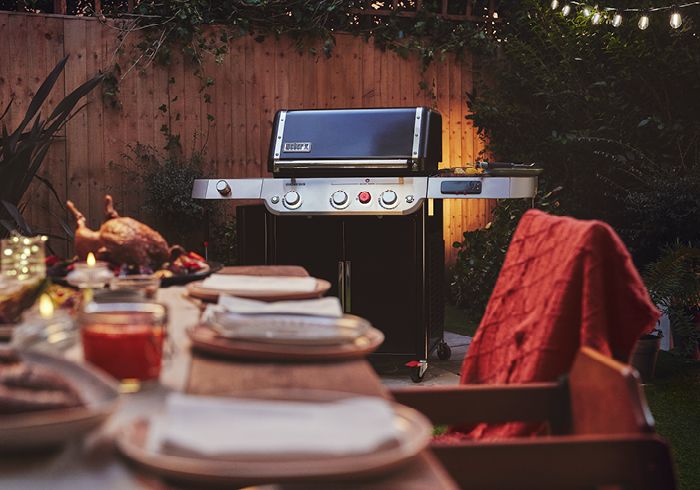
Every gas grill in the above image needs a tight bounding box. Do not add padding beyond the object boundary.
[193,107,538,382]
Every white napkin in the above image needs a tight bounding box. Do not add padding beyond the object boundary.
[201,274,318,293]
[218,295,342,318]
[148,393,398,457]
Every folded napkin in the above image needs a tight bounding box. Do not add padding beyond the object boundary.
[218,295,342,318]
[148,393,398,457]
[201,274,318,293]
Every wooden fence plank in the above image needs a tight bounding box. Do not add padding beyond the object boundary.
[63,18,90,226]
[86,18,105,229]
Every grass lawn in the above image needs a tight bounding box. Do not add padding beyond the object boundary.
[644,352,700,490]
[444,303,480,337]
[444,303,700,489]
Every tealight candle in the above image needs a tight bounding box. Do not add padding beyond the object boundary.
[66,252,114,289]
[12,293,77,352]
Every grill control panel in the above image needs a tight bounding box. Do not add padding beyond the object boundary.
[192,176,538,215]
[262,178,428,216]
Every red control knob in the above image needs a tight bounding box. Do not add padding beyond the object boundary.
[358,191,372,204]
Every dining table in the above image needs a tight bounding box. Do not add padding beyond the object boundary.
[0,287,458,490]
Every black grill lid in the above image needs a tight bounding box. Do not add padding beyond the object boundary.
[268,107,442,177]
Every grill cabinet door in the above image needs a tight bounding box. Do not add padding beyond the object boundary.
[343,214,424,356]
[269,215,344,299]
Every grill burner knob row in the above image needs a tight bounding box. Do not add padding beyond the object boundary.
[330,190,349,208]
[380,190,398,208]
[283,191,302,209]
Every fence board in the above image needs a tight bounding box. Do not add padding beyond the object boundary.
[2,12,493,264]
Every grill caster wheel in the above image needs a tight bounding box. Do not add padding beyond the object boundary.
[409,360,428,383]
[437,342,451,361]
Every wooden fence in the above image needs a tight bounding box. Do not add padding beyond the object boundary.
[0,11,492,263]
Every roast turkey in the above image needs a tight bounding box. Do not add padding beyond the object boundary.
[66,195,171,267]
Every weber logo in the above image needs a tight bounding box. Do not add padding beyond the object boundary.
[283,142,312,152]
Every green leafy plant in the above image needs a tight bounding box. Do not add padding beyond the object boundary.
[97,1,497,105]
[121,134,208,249]
[643,244,700,358]
[122,129,238,262]
[0,55,103,238]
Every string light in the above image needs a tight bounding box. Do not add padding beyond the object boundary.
[670,8,683,27]
[548,1,699,32]
[612,12,623,27]
[638,13,650,30]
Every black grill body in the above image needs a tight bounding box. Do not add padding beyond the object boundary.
[237,202,445,364]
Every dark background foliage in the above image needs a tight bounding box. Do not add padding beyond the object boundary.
[467,0,700,265]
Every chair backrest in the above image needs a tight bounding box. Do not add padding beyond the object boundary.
[568,347,655,435]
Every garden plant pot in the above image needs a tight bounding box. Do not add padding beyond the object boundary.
[631,335,661,383]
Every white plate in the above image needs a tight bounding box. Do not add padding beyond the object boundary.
[116,391,431,486]
[0,351,120,451]
[209,312,371,345]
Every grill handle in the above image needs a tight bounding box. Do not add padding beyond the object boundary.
[338,261,345,311]
[344,260,352,313]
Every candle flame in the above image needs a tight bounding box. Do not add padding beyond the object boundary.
[39,294,54,319]
[87,252,96,267]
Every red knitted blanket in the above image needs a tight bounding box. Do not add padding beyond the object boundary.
[450,210,659,440]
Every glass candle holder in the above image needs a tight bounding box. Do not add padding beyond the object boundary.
[66,260,114,289]
[110,274,161,300]
[78,302,167,393]
[1,234,48,282]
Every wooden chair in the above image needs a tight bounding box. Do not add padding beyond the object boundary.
[392,348,676,489]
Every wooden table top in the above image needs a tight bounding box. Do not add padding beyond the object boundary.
[187,355,458,489]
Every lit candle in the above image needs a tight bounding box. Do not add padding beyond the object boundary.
[39,293,54,319]
[66,252,114,289]
[12,293,76,352]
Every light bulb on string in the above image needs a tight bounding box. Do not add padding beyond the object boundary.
[638,13,650,30]
[551,0,559,10]
[592,11,602,25]
[670,9,683,29]
[612,12,623,27]
[583,6,592,17]
[562,4,572,16]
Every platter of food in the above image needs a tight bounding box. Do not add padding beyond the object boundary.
[46,195,221,287]
[0,347,120,451]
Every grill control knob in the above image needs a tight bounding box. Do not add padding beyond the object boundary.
[331,190,348,208]
[283,191,301,208]
[216,180,231,196]
[380,190,398,207]
[358,191,372,204]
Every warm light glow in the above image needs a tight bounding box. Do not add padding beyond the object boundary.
[583,7,591,17]
[87,252,96,267]
[562,4,572,16]
[612,13,623,27]
[638,14,650,30]
[551,0,559,10]
[670,11,682,29]
[39,294,54,319]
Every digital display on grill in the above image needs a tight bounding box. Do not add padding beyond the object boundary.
[440,180,482,195]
